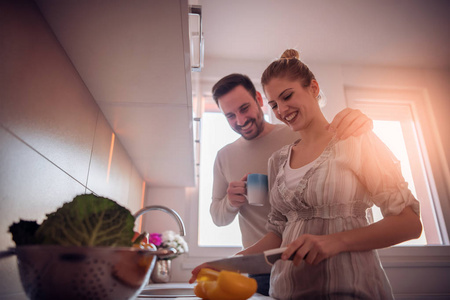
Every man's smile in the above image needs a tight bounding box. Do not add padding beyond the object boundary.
[239,120,253,132]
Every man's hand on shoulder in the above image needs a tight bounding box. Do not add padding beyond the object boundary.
[327,108,373,140]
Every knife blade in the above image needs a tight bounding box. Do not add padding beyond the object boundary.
[205,247,291,274]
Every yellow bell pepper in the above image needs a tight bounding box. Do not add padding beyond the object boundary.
[132,232,157,267]
[194,268,257,300]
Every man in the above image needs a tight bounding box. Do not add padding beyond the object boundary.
[208,73,372,295]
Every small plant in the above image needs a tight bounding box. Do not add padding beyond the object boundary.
[148,230,188,259]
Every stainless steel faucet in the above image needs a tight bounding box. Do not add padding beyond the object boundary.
[133,205,186,236]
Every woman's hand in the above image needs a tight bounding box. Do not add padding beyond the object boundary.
[282,233,346,266]
[189,263,217,284]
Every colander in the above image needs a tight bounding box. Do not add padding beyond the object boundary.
[3,245,175,300]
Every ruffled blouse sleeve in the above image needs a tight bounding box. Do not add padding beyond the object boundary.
[266,146,289,237]
[337,132,420,217]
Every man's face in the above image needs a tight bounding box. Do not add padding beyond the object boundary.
[218,85,265,140]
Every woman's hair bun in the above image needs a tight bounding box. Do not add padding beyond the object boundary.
[280,49,300,60]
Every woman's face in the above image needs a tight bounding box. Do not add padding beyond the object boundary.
[264,77,321,132]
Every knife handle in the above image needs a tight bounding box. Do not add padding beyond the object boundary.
[264,247,296,265]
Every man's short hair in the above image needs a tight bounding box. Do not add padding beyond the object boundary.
[212,73,257,106]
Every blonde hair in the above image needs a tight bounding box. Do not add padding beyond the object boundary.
[280,49,300,60]
[261,49,316,89]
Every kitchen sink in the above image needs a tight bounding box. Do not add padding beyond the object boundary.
[139,287,197,298]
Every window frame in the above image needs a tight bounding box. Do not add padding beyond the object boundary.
[345,87,450,245]
[188,95,243,259]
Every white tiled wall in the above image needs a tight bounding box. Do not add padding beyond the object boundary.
[0,1,144,298]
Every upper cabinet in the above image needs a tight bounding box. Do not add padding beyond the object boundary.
[36,0,195,187]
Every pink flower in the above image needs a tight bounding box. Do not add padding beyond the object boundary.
[148,233,162,246]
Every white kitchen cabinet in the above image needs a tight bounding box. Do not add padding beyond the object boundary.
[36,0,195,187]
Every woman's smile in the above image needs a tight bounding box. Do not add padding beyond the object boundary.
[284,111,298,123]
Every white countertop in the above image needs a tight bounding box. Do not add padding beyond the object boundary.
[137,282,274,300]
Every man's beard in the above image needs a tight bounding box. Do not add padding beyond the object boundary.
[237,116,265,140]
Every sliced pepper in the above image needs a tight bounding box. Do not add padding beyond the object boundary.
[194,269,220,299]
[132,232,157,267]
[194,268,257,300]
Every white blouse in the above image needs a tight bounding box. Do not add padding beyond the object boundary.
[284,150,318,190]
[266,132,420,300]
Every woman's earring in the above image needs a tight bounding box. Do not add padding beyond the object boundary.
[317,91,327,108]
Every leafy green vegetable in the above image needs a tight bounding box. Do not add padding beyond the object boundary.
[9,220,41,246]
[9,194,135,247]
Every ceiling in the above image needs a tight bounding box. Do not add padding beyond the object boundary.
[35,0,449,188]
[199,0,450,68]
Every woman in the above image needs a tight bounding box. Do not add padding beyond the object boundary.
[190,49,422,299]
[242,49,421,299]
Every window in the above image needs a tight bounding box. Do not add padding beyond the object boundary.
[371,120,428,245]
[346,87,448,245]
[197,107,271,249]
[198,111,242,247]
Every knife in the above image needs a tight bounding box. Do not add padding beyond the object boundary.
[205,247,292,274]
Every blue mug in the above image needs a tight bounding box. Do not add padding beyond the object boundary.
[245,173,268,206]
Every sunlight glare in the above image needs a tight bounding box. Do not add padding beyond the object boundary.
[371,120,427,245]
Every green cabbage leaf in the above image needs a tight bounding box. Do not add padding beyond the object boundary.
[8,220,40,246]
[9,194,135,247]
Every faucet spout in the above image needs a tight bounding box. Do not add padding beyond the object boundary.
[133,205,186,236]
